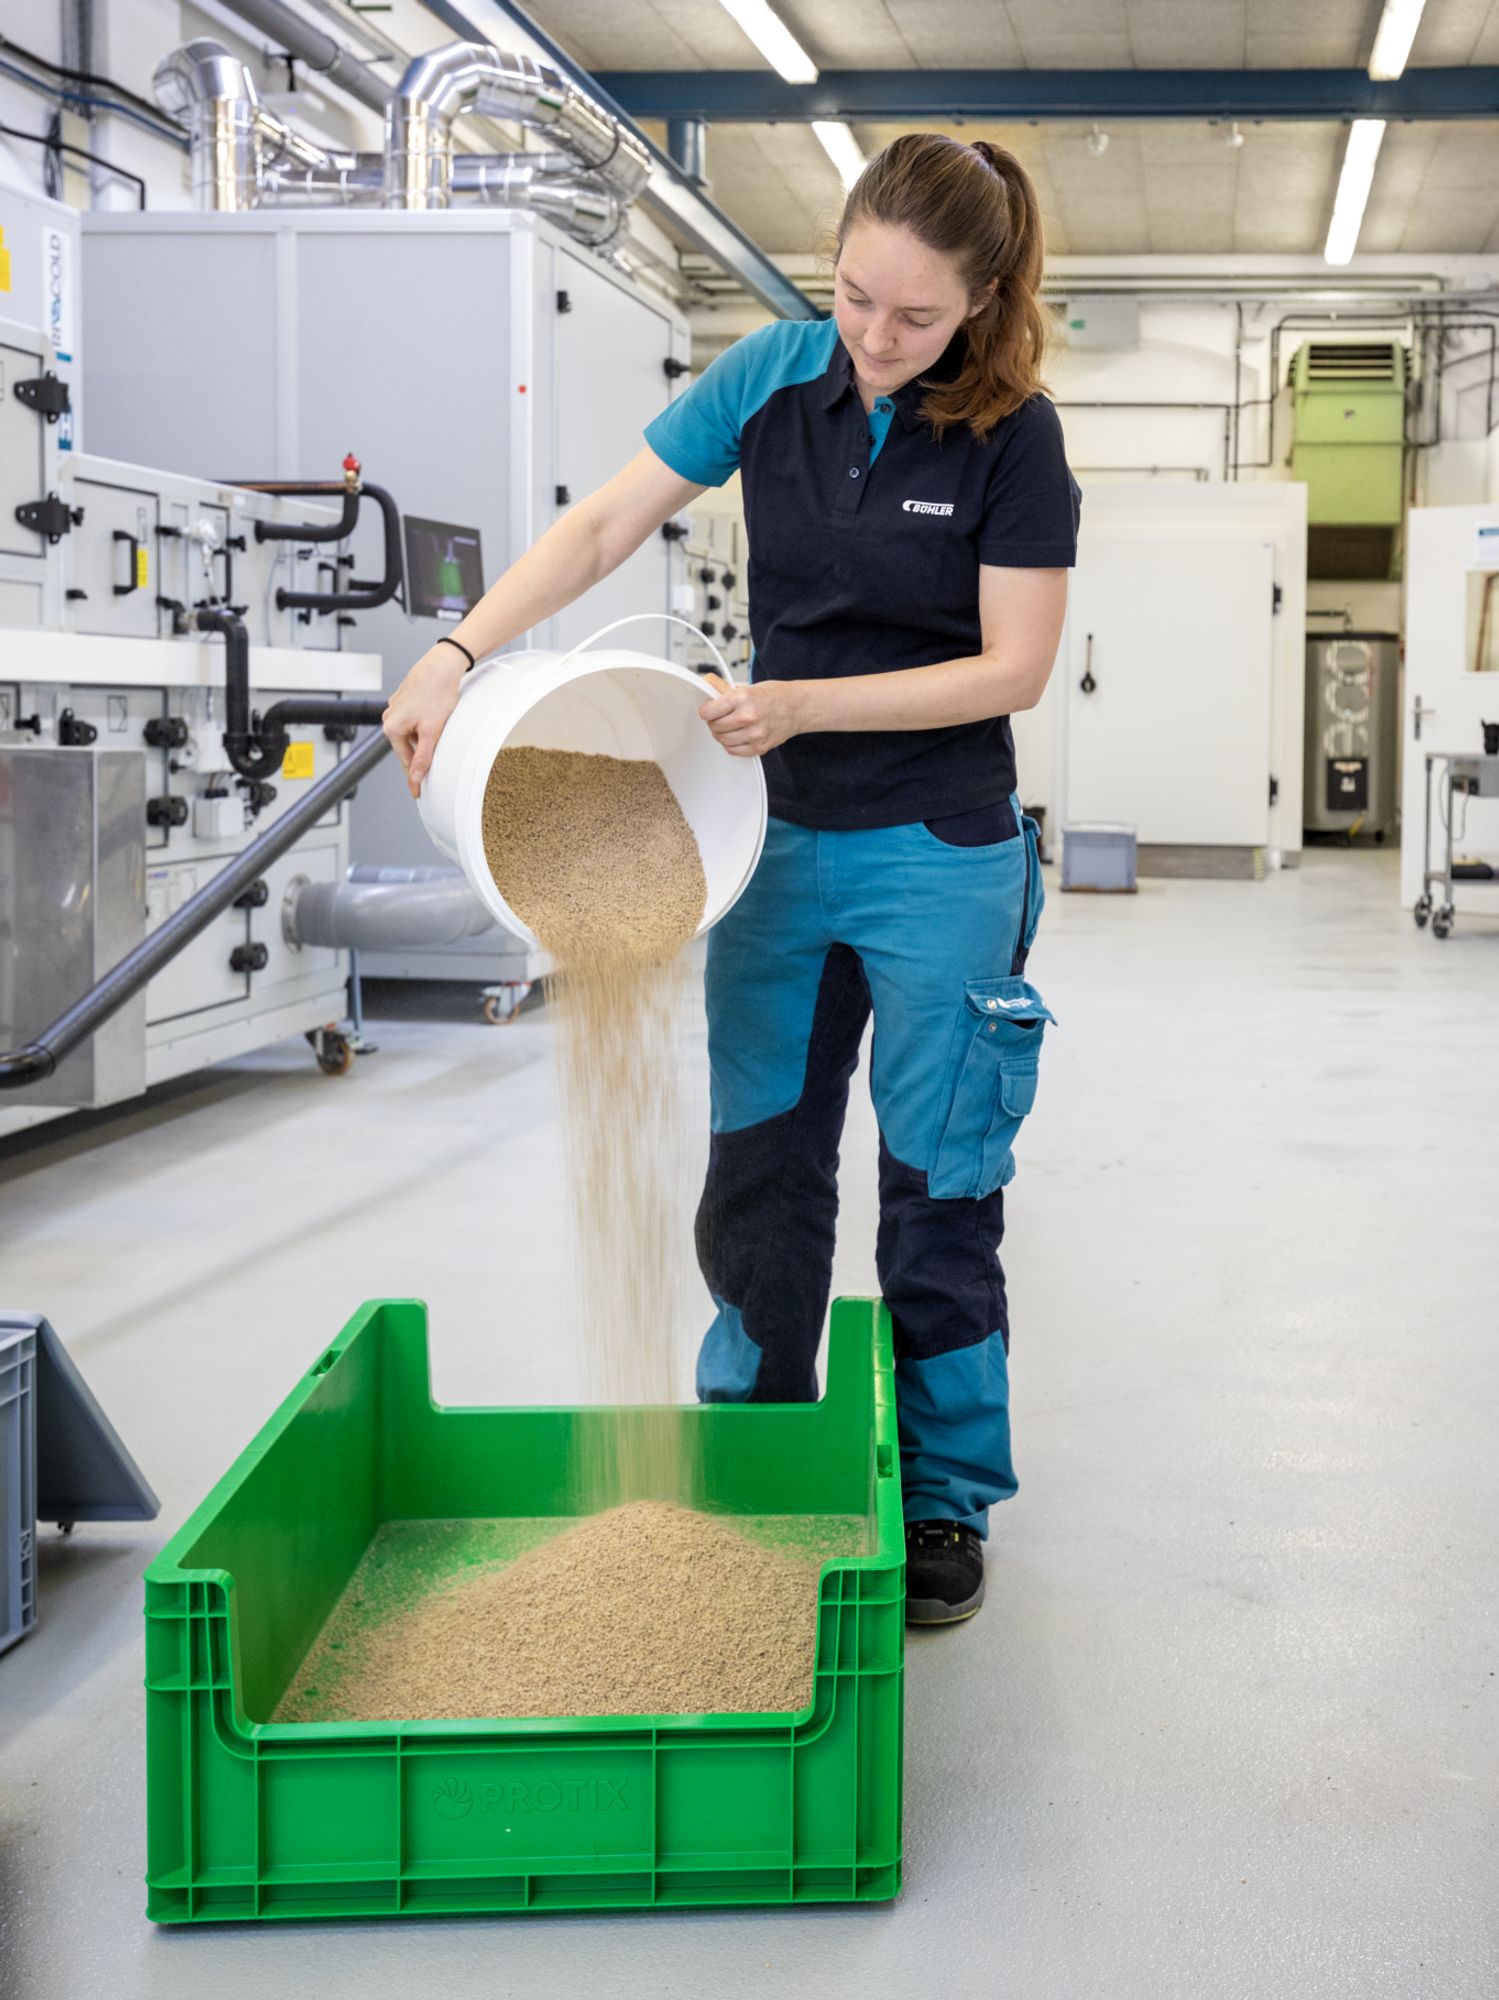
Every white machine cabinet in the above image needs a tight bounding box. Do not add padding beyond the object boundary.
[79,208,692,982]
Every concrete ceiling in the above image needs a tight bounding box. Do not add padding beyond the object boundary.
[521,0,1499,257]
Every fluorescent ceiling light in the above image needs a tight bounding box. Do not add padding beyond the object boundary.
[1368,0,1429,80]
[813,120,866,189]
[1324,119,1386,265]
[717,0,818,85]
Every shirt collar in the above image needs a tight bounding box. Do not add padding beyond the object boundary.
[819,328,966,431]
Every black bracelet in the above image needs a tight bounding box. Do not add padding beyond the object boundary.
[436,633,476,671]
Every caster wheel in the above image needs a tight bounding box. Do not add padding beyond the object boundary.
[314,1030,355,1075]
[1413,895,1432,929]
[1432,906,1455,940]
[482,981,533,1024]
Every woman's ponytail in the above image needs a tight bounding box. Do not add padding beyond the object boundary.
[836,133,1050,441]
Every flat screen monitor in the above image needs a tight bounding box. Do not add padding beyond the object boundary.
[403,516,484,622]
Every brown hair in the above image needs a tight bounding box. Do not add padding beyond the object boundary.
[835,132,1048,441]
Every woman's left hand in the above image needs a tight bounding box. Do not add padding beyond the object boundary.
[698,677,803,758]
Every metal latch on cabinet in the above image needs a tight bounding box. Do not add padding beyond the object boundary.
[13,372,71,423]
[15,494,84,543]
[57,709,97,747]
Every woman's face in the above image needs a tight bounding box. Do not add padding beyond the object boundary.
[833,218,988,400]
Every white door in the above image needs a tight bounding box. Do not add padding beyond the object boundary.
[1064,535,1276,846]
[551,251,676,654]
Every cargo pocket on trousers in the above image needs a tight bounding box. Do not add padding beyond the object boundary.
[928,977,1055,1200]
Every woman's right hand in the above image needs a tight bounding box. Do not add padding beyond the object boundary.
[382,643,470,798]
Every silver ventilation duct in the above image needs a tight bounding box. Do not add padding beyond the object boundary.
[450,153,622,245]
[384,41,651,212]
[153,37,646,251]
[259,156,385,208]
[153,41,263,211]
[153,39,361,211]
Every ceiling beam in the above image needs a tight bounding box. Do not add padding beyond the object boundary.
[593,67,1499,123]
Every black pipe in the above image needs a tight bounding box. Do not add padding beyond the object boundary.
[197,609,277,783]
[275,482,402,614]
[226,478,404,614]
[240,483,361,547]
[0,728,391,1092]
[259,696,389,736]
[195,608,388,778]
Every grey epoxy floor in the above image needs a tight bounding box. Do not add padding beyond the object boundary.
[1,848,1495,2000]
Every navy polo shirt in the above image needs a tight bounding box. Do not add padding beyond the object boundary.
[644,317,1080,831]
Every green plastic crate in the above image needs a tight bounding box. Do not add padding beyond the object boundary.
[143,1295,904,1923]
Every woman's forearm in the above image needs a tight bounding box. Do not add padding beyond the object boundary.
[789,649,1052,734]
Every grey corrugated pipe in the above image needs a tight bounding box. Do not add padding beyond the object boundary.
[284,866,498,953]
[207,0,391,116]
[153,41,262,210]
[384,41,650,211]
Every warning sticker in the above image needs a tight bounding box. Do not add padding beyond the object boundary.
[0,226,10,293]
[135,546,149,590]
[281,742,316,779]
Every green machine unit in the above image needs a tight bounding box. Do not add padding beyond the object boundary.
[1290,341,1407,580]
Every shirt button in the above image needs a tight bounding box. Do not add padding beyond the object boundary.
[849,467,860,479]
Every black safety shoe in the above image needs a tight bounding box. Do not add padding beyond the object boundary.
[905,1519,985,1625]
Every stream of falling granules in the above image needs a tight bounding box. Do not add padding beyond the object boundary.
[481,743,707,1513]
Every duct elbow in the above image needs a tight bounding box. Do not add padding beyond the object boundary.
[154,38,258,118]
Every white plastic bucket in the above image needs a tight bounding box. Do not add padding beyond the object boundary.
[418,615,768,950]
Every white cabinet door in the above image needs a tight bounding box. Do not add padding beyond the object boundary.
[1065,535,1276,846]
[550,250,675,653]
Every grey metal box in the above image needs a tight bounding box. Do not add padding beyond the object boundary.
[0,1324,37,1655]
[1062,821,1139,893]
[0,747,147,1106]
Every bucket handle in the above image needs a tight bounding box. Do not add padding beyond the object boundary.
[558,613,738,687]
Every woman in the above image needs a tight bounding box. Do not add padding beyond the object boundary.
[384,133,1079,1627]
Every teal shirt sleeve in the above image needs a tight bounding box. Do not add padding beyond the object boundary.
[644,325,775,487]
[644,320,838,489]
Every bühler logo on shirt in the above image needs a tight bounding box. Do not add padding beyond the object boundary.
[902,499,954,516]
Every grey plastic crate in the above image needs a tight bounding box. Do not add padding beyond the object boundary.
[1062,821,1138,893]
[1,1325,38,1654]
